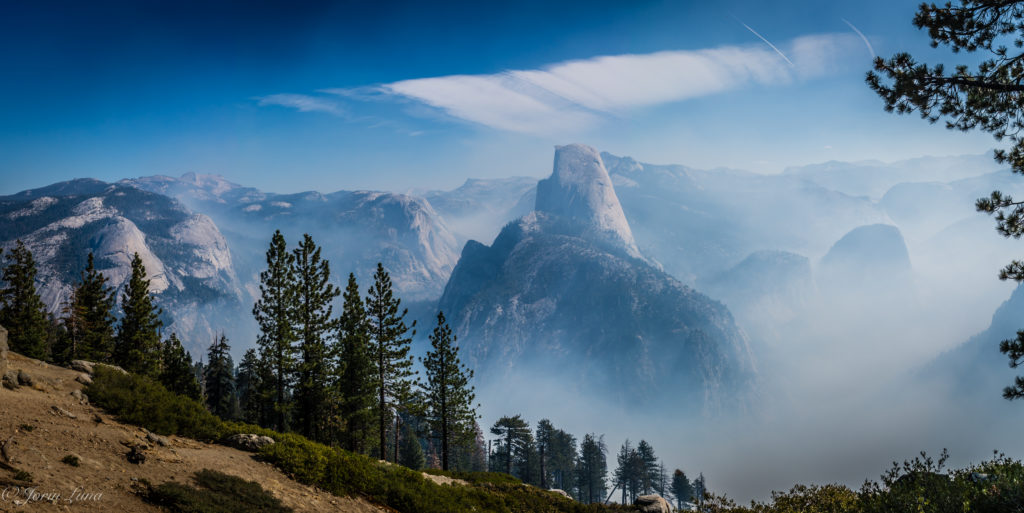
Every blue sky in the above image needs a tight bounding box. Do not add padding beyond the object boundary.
[0,0,1001,194]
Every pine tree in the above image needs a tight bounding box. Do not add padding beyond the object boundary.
[114,252,163,376]
[490,414,531,477]
[636,440,658,496]
[204,334,236,419]
[252,230,297,432]
[292,234,339,442]
[365,262,416,462]
[866,1,1024,397]
[236,348,264,425]
[536,419,577,491]
[64,252,116,363]
[671,469,694,510]
[0,241,51,360]
[421,311,478,471]
[398,422,425,470]
[334,273,376,453]
[160,333,201,400]
[576,433,608,504]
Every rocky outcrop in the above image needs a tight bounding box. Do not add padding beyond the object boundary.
[440,146,756,410]
[226,434,275,452]
[634,494,671,513]
[536,144,641,258]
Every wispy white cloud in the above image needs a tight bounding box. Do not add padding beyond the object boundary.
[316,33,862,135]
[257,93,344,116]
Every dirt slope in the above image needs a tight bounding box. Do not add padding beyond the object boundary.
[0,352,385,513]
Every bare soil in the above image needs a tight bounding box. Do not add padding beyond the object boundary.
[0,352,386,513]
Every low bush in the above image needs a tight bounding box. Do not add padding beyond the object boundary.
[61,454,80,467]
[85,365,627,513]
[85,366,227,441]
[144,469,292,513]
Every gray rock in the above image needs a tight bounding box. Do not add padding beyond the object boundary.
[2,370,18,390]
[0,324,8,379]
[75,373,93,385]
[635,494,672,513]
[94,363,127,375]
[70,389,88,403]
[51,405,77,419]
[17,369,35,387]
[549,489,572,500]
[70,360,94,374]
[146,432,169,447]
[226,433,275,452]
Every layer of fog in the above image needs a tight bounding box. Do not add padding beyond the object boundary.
[469,163,1024,503]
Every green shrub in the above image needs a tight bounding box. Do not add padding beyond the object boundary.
[61,454,80,467]
[85,366,227,441]
[85,364,628,513]
[17,423,34,432]
[144,469,292,513]
[13,470,32,482]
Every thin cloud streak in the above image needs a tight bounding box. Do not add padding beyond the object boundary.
[257,93,344,116]
[738,21,795,67]
[842,18,876,58]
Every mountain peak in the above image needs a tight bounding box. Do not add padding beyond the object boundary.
[535,144,640,257]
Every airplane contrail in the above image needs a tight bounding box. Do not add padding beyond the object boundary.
[739,21,794,67]
[842,18,875,58]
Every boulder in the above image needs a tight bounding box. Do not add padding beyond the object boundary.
[70,389,88,403]
[146,432,169,447]
[635,494,671,513]
[549,489,572,500]
[51,405,77,419]
[17,369,35,387]
[0,325,7,379]
[70,360,94,374]
[75,373,92,385]
[226,433,275,452]
[95,363,128,375]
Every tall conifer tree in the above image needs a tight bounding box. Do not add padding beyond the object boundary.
[335,273,376,453]
[115,252,163,376]
[365,262,416,461]
[421,310,477,471]
[292,234,339,442]
[576,433,608,504]
[0,241,50,360]
[236,348,264,425]
[64,253,115,363]
[160,333,201,400]
[252,230,297,432]
[204,334,236,419]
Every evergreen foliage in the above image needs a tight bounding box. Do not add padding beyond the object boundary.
[160,333,201,400]
[114,252,163,376]
[334,272,376,454]
[490,415,533,479]
[236,348,267,425]
[398,422,426,470]
[365,262,416,462]
[537,419,578,492]
[292,233,339,442]
[576,433,608,504]
[0,241,51,360]
[204,334,237,420]
[61,252,116,363]
[866,0,1024,398]
[253,230,298,432]
[671,469,694,509]
[421,310,478,471]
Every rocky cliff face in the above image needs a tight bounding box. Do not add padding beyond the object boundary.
[0,181,246,356]
[439,145,756,410]
[125,174,459,302]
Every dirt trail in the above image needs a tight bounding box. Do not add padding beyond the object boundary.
[0,352,385,513]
